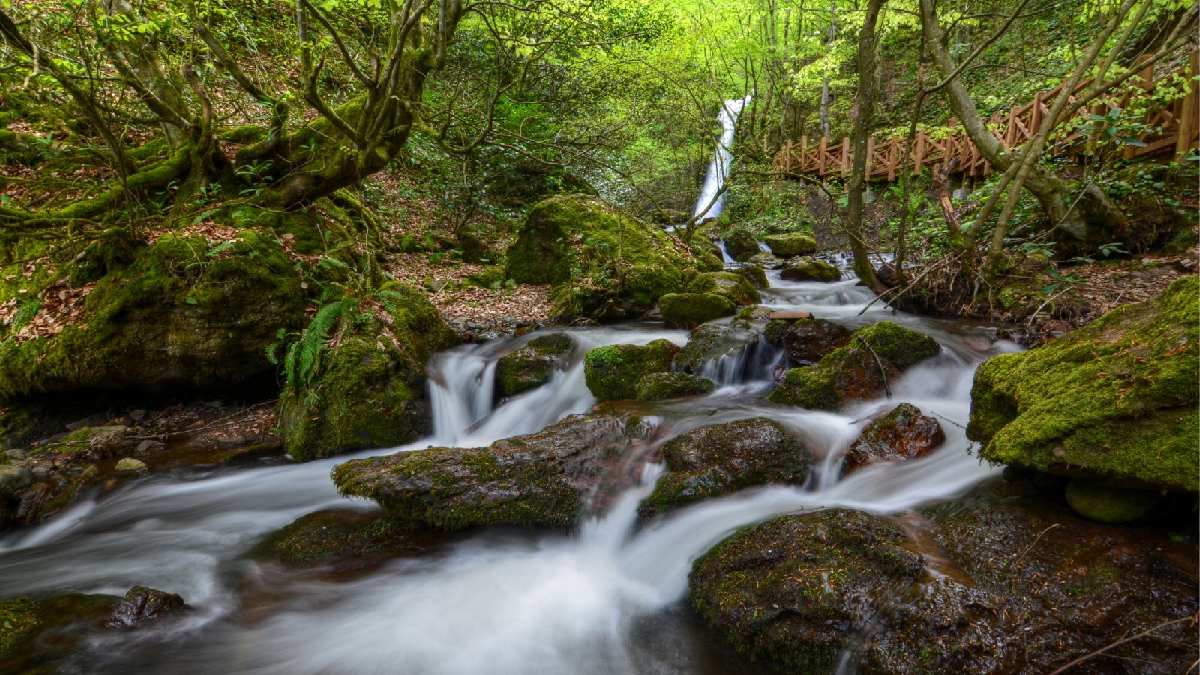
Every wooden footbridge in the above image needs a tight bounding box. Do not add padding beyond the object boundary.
[773,51,1199,182]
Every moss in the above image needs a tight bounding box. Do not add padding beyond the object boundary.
[251,508,432,570]
[685,271,759,306]
[733,265,768,289]
[780,257,840,282]
[722,227,761,261]
[465,265,507,290]
[505,195,702,320]
[968,277,1199,492]
[1064,480,1159,523]
[495,333,573,397]
[768,321,940,409]
[584,339,679,400]
[634,371,715,401]
[281,284,456,461]
[659,293,736,328]
[0,597,39,659]
[0,225,307,400]
[762,233,818,257]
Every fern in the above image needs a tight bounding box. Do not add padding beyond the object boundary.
[284,300,348,390]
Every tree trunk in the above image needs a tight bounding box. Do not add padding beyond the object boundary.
[845,0,886,294]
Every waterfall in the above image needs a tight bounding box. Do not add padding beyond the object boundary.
[693,96,751,266]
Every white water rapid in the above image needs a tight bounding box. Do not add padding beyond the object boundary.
[0,271,1014,673]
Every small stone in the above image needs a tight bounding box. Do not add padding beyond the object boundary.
[134,439,166,455]
[5,449,26,461]
[0,462,32,491]
[114,458,149,475]
[106,586,186,628]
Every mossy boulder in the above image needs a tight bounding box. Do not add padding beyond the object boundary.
[332,413,650,530]
[1064,479,1159,523]
[280,285,457,461]
[967,276,1199,493]
[769,321,940,409]
[763,316,850,366]
[762,233,817,257]
[722,227,760,261]
[780,256,840,282]
[733,264,768,289]
[674,321,767,376]
[505,195,701,320]
[495,333,574,398]
[0,227,306,400]
[251,508,442,572]
[841,403,944,476]
[690,481,1199,673]
[658,293,736,328]
[685,271,759,306]
[641,418,810,517]
[634,372,715,401]
[584,339,679,401]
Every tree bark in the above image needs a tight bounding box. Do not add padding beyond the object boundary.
[845,0,886,294]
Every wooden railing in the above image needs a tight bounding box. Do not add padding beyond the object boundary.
[773,50,1199,182]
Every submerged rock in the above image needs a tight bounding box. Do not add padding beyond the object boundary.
[495,333,574,398]
[584,340,680,400]
[0,592,120,663]
[332,413,652,530]
[968,276,1199,494]
[505,195,703,320]
[634,372,715,401]
[659,293,736,328]
[252,508,441,572]
[641,418,810,517]
[279,284,457,462]
[763,316,850,366]
[780,256,840,282]
[690,481,1199,673]
[768,321,940,409]
[107,586,187,628]
[841,403,945,475]
[762,233,817,257]
[1064,479,1159,524]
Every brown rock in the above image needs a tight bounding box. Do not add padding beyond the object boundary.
[841,403,945,475]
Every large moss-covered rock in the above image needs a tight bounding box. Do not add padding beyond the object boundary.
[641,418,810,517]
[762,233,817,257]
[685,271,759,306]
[779,256,839,282]
[584,340,679,400]
[280,285,456,461]
[505,195,701,320]
[768,321,940,409]
[658,293,735,328]
[332,413,650,530]
[733,265,768,289]
[495,333,574,397]
[721,227,760,261]
[634,372,715,401]
[967,276,1199,493]
[690,481,1199,674]
[0,227,306,400]
[251,508,440,572]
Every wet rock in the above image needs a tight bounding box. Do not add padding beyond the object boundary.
[763,316,850,366]
[106,586,186,628]
[769,321,940,409]
[1065,479,1159,523]
[14,462,99,526]
[762,233,817,257]
[659,293,736,328]
[0,461,32,491]
[685,271,760,306]
[747,252,783,269]
[134,439,166,455]
[252,508,442,572]
[0,592,120,663]
[505,195,702,320]
[722,228,761,261]
[780,256,840,282]
[333,413,653,530]
[841,403,945,475]
[968,276,1198,494]
[280,284,457,462]
[875,262,900,287]
[690,481,1199,674]
[114,457,149,475]
[675,322,765,375]
[585,340,680,401]
[495,333,574,397]
[634,372,715,401]
[642,418,810,517]
[733,265,768,289]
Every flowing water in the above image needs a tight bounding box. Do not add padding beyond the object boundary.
[694,96,751,265]
[0,271,1015,674]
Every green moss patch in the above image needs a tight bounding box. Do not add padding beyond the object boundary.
[584,339,679,400]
